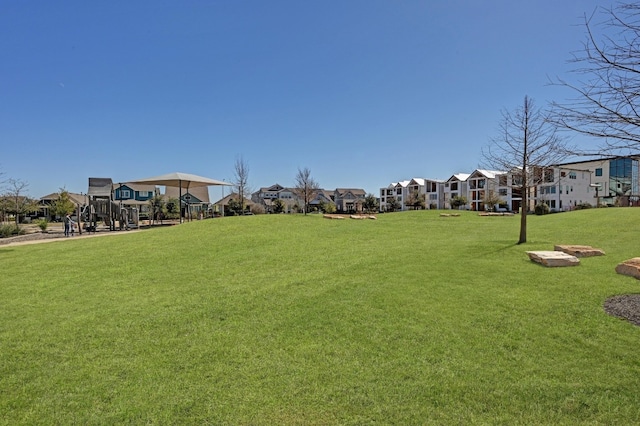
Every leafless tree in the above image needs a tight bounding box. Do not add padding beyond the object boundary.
[3,179,39,226]
[482,96,570,244]
[233,155,250,214]
[550,3,640,154]
[294,167,319,215]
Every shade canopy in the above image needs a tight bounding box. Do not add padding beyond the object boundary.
[128,172,231,189]
[128,172,232,222]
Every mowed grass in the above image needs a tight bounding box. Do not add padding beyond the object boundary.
[1,209,640,424]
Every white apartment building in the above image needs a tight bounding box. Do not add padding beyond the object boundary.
[534,167,593,211]
[423,178,443,209]
[442,173,470,210]
[554,157,640,207]
[467,169,505,211]
[379,155,640,213]
[379,178,443,211]
[379,180,409,211]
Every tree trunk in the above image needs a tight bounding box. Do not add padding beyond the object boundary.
[518,97,529,245]
[518,197,527,244]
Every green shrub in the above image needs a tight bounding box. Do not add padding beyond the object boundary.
[574,202,593,210]
[36,219,49,231]
[250,204,265,215]
[0,224,25,238]
[534,203,550,215]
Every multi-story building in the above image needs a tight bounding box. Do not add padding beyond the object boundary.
[442,173,470,210]
[422,178,443,209]
[252,184,299,213]
[334,188,366,213]
[379,178,442,211]
[467,169,505,211]
[554,156,640,207]
[379,180,409,212]
[253,184,367,213]
[534,166,592,211]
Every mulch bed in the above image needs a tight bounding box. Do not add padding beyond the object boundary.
[0,231,68,245]
[604,294,640,327]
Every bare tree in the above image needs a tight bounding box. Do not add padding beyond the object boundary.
[550,3,640,153]
[482,96,570,244]
[233,156,250,214]
[294,167,319,215]
[4,179,38,226]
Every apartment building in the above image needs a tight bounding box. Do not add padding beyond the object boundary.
[379,180,409,212]
[534,167,592,211]
[554,156,640,206]
[467,169,505,211]
[442,173,470,210]
[379,155,640,213]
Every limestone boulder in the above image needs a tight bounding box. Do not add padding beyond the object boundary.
[527,251,580,267]
[554,245,605,257]
[616,258,640,280]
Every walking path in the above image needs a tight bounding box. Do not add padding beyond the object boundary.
[0,229,142,247]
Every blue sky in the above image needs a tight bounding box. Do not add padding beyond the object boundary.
[1,0,610,200]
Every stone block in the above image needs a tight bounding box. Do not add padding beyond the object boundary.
[554,245,605,257]
[616,258,640,280]
[526,251,580,267]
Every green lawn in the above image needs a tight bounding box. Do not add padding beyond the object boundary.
[1,209,639,424]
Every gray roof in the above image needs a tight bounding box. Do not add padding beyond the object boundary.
[88,177,113,197]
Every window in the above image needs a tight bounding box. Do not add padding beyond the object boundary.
[499,188,507,196]
[451,182,458,191]
[120,189,131,199]
[595,168,603,177]
[544,169,554,183]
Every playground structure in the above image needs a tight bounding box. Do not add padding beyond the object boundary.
[85,178,140,232]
